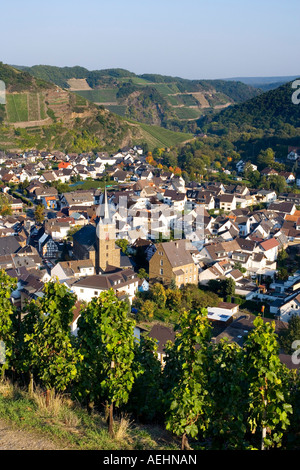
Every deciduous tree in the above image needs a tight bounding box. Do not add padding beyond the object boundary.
[243,316,293,449]
[76,289,137,436]
[0,271,17,378]
[165,308,212,449]
[25,281,81,399]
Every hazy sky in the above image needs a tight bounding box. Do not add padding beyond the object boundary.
[2,0,299,79]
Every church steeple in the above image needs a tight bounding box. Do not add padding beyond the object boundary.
[96,186,121,273]
[103,185,110,222]
[98,185,110,223]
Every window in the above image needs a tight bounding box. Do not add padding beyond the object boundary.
[160,260,163,266]
[160,268,163,275]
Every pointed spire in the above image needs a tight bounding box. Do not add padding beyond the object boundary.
[99,185,111,224]
[104,185,110,221]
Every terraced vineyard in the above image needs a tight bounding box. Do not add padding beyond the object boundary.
[128,120,194,148]
[71,79,239,123]
[6,94,28,122]
[0,62,198,152]
[17,64,262,133]
[6,92,48,123]
[74,88,117,104]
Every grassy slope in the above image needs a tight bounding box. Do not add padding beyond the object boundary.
[123,117,194,149]
[0,380,178,450]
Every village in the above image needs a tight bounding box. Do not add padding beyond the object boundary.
[1,145,300,369]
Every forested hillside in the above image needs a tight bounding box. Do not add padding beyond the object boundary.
[201,80,300,133]
[15,64,262,133]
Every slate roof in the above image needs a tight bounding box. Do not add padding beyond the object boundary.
[73,269,137,290]
[148,324,176,355]
[160,239,194,267]
[0,236,22,256]
[268,202,295,214]
[72,224,96,251]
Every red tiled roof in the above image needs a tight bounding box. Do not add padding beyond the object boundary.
[58,161,71,169]
[260,238,279,251]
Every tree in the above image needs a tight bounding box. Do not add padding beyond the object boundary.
[0,194,12,216]
[13,298,43,394]
[77,289,137,436]
[207,278,235,299]
[207,339,247,449]
[165,308,212,450]
[128,335,164,422]
[257,148,275,169]
[267,174,287,194]
[115,239,129,254]
[277,249,288,263]
[150,283,167,308]
[137,268,148,279]
[24,281,81,400]
[233,262,246,273]
[34,203,45,224]
[278,267,289,281]
[0,271,17,379]
[243,316,293,449]
[223,278,236,297]
[66,225,81,241]
[166,288,182,310]
[138,299,156,321]
[19,179,30,192]
[279,315,300,355]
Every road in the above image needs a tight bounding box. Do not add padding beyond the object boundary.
[0,419,64,450]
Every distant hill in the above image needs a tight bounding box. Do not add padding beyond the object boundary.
[0,62,193,152]
[15,64,262,132]
[223,75,300,91]
[201,79,300,134]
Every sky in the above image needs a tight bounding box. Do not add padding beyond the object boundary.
[1,0,299,79]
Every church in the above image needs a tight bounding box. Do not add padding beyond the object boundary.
[72,187,121,274]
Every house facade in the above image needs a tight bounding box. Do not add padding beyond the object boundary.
[149,239,198,287]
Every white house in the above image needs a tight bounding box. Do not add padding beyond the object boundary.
[51,260,95,281]
[287,151,299,161]
[258,238,279,262]
[277,293,300,322]
[217,194,236,212]
[257,190,277,204]
[72,269,139,304]
[95,154,117,166]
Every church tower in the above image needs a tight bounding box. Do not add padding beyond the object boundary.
[96,187,121,273]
